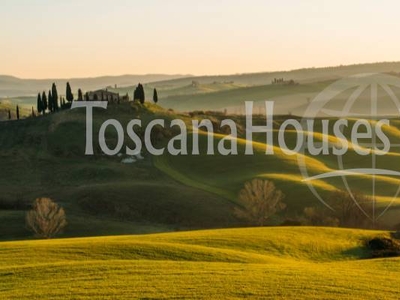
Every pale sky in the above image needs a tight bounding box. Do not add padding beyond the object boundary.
[1,0,400,78]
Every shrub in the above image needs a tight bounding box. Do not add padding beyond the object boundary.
[0,198,29,210]
[366,237,400,258]
[303,190,375,229]
[303,207,339,227]
[26,198,67,238]
[234,179,286,226]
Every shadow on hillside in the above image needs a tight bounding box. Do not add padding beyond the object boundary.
[340,245,370,260]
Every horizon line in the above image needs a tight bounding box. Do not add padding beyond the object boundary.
[3,60,400,81]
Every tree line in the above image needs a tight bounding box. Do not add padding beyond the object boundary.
[9,82,160,120]
[37,82,74,115]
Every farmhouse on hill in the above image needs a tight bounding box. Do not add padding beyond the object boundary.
[87,89,124,103]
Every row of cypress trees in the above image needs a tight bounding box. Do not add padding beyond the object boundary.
[18,82,159,119]
[9,82,160,121]
[37,82,74,115]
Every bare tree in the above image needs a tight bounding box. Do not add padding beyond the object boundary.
[26,198,67,238]
[235,179,286,226]
[303,206,339,227]
[328,190,373,228]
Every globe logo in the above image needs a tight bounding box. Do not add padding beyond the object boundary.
[298,73,400,223]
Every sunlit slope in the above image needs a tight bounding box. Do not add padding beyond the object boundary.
[0,227,399,299]
[0,98,32,120]
[155,117,400,221]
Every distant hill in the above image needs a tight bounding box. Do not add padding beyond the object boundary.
[4,62,400,100]
[160,81,332,113]
[0,74,191,97]
[148,61,400,89]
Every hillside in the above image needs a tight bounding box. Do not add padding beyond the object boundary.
[110,81,246,101]
[160,80,331,113]
[0,74,189,98]
[0,99,32,120]
[4,61,400,103]
[2,102,400,239]
[149,61,400,89]
[0,103,240,240]
[0,227,399,299]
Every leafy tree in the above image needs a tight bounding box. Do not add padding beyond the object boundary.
[42,91,48,114]
[26,198,67,238]
[153,88,158,103]
[37,93,42,114]
[48,90,53,112]
[52,83,59,111]
[234,179,286,226]
[84,92,89,101]
[16,105,20,120]
[78,88,83,101]
[66,82,74,103]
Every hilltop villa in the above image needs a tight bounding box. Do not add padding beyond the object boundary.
[87,89,121,103]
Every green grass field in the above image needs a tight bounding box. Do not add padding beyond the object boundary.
[0,227,398,299]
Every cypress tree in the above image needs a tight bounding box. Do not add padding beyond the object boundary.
[37,93,42,114]
[66,82,74,103]
[153,88,158,103]
[8,109,11,120]
[31,106,35,117]
[134,83,145,104]
[52,83,59,111]
[48,90,53,112]
[139,83,145,104]
[42,91,47,114]
[16,105,20,120]
[78,89,83,101]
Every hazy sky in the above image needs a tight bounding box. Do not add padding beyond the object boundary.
[1,0,400,78]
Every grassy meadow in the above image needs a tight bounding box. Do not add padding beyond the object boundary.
[0,227,399,299]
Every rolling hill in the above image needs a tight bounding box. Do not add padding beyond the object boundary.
[0,74,190,98]
[0,103,243,240]
[0,227,399,299]
[148,61,400,89]
[1,101,400,240]
[159,80,331,113]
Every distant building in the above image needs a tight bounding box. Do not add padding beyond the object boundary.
[87,89,121,103]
